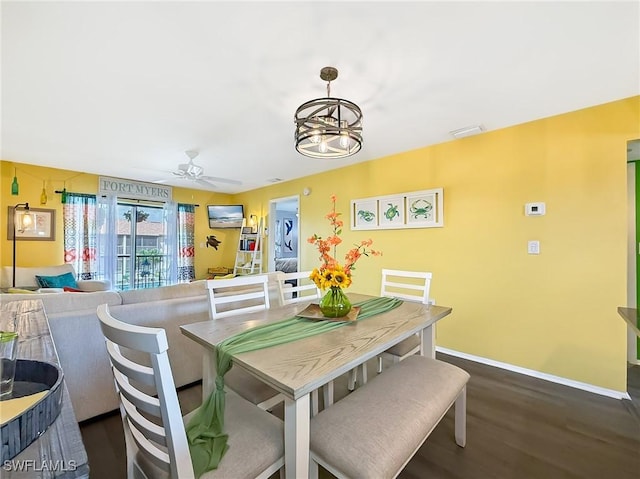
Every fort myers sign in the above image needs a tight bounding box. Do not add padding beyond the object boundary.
[98,177,172,202]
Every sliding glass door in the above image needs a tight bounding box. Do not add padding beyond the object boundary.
[116,203,170,290]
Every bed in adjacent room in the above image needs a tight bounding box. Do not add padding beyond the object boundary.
[275,257,298,274]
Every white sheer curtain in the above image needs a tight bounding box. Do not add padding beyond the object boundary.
[163,201,178,285]
[96,195,118,288]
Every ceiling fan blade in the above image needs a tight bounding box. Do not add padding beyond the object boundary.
[196,179,218,188]
[200,175,242,185]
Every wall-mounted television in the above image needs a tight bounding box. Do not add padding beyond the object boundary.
[207,204,244,229]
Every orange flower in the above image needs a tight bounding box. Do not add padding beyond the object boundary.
[308,195,382,290]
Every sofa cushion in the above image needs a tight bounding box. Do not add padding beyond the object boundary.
[36,272,78,289]
[36,291,122,315]
[118,280,207,304]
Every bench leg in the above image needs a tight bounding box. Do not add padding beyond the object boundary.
[454,385,467,447]
[348,369,356,391]
[360,362,368,386]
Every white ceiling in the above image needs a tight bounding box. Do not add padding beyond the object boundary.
[2,1,639,194]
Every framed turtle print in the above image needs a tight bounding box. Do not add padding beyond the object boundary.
[378,196,404,227]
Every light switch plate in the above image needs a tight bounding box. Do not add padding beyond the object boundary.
[528,240,540,254]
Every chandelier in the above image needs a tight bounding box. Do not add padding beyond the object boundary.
[294,67,363,159]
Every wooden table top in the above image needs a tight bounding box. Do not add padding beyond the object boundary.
[617,307,640,338]
[181,293,452,400]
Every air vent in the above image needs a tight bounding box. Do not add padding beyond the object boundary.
[267,178,284,183]
[450,125,485,139]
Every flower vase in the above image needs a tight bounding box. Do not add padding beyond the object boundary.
[319,286,352,318]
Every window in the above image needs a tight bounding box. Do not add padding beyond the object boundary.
[64,193,194,290]
[116,203,169,290]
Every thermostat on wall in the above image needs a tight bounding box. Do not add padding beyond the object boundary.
[525,202,546,216]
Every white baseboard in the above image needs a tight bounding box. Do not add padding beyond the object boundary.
[436,347,632,400]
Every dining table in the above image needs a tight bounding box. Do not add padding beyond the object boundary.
[0,299,89,479]
[180,292,452,479]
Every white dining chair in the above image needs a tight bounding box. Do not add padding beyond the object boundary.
[205,275,271,319]
[348,269,432,391]
[377,268,432,372]
[276,270,321,306]
[275,270,334,414]
[96,304,284,479]
[205,275,284,411]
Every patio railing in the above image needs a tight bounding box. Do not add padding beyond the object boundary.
[115,254,170,290]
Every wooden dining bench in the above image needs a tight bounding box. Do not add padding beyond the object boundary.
[310,355,470,479]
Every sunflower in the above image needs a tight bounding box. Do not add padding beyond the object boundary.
[331,270,351,288]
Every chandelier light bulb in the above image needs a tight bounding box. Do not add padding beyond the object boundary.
[319,140,328,153]
[339,134,350,149]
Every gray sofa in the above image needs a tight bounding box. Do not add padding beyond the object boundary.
[1,264,111,292]
[0,273,287,422]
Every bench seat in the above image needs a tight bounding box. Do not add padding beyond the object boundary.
[310,355,470,479]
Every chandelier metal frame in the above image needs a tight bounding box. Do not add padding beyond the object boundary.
[294,67,363,159]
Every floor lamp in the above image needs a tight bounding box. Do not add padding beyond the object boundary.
[12,203,31,288]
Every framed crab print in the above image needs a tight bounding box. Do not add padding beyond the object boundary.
[406,192,438,226]
[354,200,378,228]
[351,188,444,230]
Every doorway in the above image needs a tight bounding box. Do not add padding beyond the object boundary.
[627,139,640,365]
[268,196,300,274]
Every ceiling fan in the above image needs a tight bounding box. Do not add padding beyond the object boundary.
[163,150,241,188]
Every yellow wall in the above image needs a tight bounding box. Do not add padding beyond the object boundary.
[235,97,640,392]
[0,164,236,280]
[2,97,638,391]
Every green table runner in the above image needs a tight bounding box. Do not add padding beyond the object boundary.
[186,296,402,477]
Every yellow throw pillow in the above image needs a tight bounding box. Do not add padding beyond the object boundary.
[6,288,38,294]
[214,273,236,280]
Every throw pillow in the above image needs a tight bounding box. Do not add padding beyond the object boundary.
[6,288,38,294]
[63,286,86,293]
[35,272,78,289]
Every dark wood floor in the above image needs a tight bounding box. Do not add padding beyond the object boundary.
[80,353,640,478]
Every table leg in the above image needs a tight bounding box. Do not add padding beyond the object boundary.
[284,394,310,479]
[420,324,436,358]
